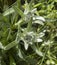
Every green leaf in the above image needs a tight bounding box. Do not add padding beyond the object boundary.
[0,42,4,49]
[15,19,23,25]
[24,1,30,15]
[16,45,26,60]
[33,3,42,8]
[31,44,43,56]
[13,6,24,18]
[18,49,24,59]
[4,41,18,50]
[3,8,15,16]
[54,0,57,2]
[17,0,21,8]
[31,8,37,13]
[10,55,16,65]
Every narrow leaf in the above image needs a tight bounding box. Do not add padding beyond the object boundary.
[4,41,18,50]
[31,44,43,56]
[13,6,24,18]
[0,42,4,49]
[3,8,15,16]
[10,55,16,65]
[18,49,24,59]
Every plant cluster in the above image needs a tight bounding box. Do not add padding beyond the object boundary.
[0,0,57,65]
